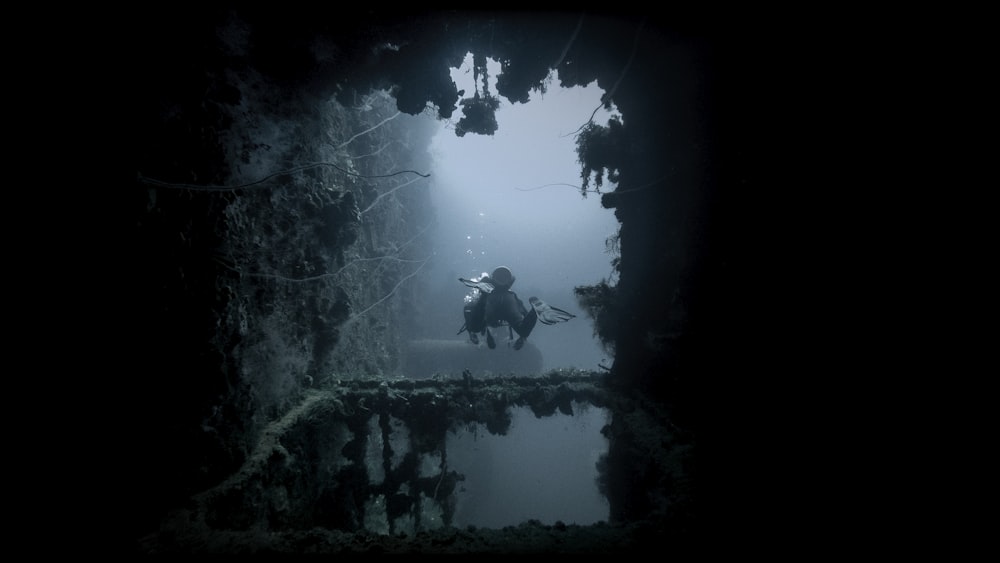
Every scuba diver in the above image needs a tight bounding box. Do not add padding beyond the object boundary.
[458,266,576,350]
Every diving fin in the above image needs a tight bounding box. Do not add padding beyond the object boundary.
[528,296,576,325]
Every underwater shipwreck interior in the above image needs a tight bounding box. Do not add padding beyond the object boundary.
[114,8,767,554]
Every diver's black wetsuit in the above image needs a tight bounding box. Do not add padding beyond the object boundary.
[463,276,537,349]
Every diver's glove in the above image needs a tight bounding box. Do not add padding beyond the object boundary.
[528,297,576,325]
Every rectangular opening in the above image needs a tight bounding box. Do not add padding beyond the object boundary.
[445,403,610,528]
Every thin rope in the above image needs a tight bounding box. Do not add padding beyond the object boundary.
[562,17,647,138]
[137,161,429,191]
[551,14,585,70]
[221,223,433,283]
[361,175,427,214]
[343,255,431,324]
[337,111,401,149]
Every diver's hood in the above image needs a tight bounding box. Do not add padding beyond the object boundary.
[491,266,515,289]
